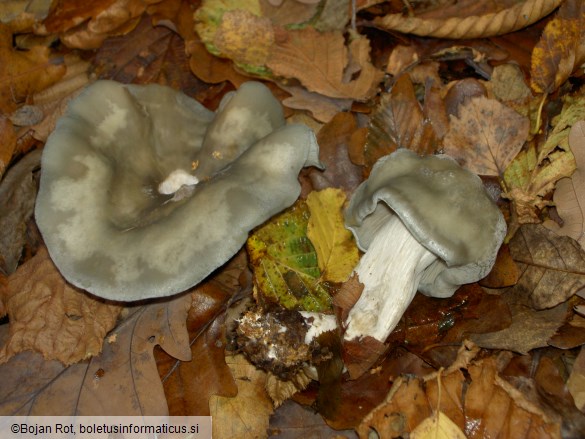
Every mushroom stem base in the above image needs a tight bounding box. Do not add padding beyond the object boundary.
[344,215,436,343]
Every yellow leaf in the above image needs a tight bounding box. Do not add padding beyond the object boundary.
[411,411,467,439]
[306,188,359,283]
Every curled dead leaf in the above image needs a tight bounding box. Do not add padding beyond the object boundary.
[0,247,122,366]
[267,28,383,101]
[374,0,562,39]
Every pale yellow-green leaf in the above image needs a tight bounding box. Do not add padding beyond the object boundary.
[306,188,359,283]
[410,411,467,439]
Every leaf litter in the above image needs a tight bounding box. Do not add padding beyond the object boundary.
[1,0,585,437]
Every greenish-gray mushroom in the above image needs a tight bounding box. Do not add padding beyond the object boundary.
[35,80,321,301]
[343,149,506,343]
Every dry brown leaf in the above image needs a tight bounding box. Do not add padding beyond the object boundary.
[443,96,529,177]
[531,0,585,94]
[374,0,562,39]
[267,28,383,101]
[0,294,191,415]
[0,149,40,276]
[279,85,352,123]
[546,121,585,248]
[0,23,65,114]
[307,112,363,194]
[470,292,567,355]
[38,0,147,49]
[0,247,122,365]
[358,342,561,438]
[209,354,274,439]
[0,116,16,178]
[29,54,88,141]
[364,74,438,169]
[567,346,585,412]
[157,284,238,416]
[509,224,585,309]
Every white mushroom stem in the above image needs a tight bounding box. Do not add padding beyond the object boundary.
[299,311,338,344]
[344,215,437,343]
[158,169,199,195]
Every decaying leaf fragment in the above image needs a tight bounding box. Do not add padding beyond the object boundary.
[0,149,40,276]
[373,0,562,39]
[531,0,585,94]
[209,354,274,438]
[503,91,583,224]
[306,188,359,283]
[508,224,585,309]
[443,96,529,177]
[267,28,383,101]
[0,23,65,114]
[0,247,122,366]
[0,294,191,415]
[546,121,585,248]
[364,74,438,169]
[247,200,332,312]
[357,342,561,438]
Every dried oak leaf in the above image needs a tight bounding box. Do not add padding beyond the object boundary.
[546,121,585,248]
[0,23,65,115]
[267,28,383,101]
[0,149,41,276]
[357,342,561,438]
[0,247,121,365]
[443,96,529,177]
[209,354,274,438]
[364,74,438,169]
[0,293,191,415]
[373,0,562,39]
[531,0,585,94]
[279,85,352,123]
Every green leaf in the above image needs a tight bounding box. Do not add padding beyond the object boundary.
[247,201,332,312]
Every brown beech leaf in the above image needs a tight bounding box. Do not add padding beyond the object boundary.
[30,54,89,142]
[567,346,585,412]
[38,0,147,49]
[374,0,562,39]
[0,116,16,178]
[546,121,585,248]
[267,28,383,101]
[209,354,274,438]
[306,112,363,194]
[0,149,40,276]
[470,291,568,354]
[268,399,357,438]
[357,342,561,438]
[0,247,121,365]
[364,74,438,169]
[0,23,66,114]
[157,283,238,416]
[509,224,585,309]
[443,96,529,177]
[531,0,585,94]
[0,293,191,415]
[279,85,352,123]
